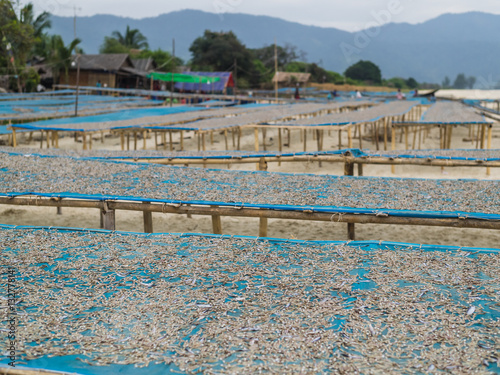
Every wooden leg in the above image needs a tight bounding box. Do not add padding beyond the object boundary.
[180,131,184,151]
[259,217,268,238]
[347,223,355,240]
[101,204,115,231]
[344,162,354,176]
[212,211,222,235]
[143,202,153,233]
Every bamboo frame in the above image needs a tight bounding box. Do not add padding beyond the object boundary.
[1,197,498,237]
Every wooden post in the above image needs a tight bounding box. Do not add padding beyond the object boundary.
[303,129,307,152]
[348,223,355,241]
[259,217,268,237]
[143,130,147,150]
[348,126,353,148]
[262,128,267,151]
[88,133,92,150]
[82,133,87,150]
[169,131,173,151]
[344,161,354,176]
[358,124,363,149]
[101,203,115,231]
[143,202,153,233]
[134,132,138,150]
[154,132,158,150]
[258,157,268,171]
[46,130,51,149]
[127,133,130,151]
[391,126,396,174]
[40,131,44,149]
[224,129,229,150]
[180,130,184,151]
[202,132,206,151]
[383,118,388,151]
[212,209,222,235]
[278,128,282,166]
[210,130,214,145]
[338,129,342,150]
[237,127,242,150]
[487,125,492,176]
[10,129,17,147]
[480,124,486,149]
[254,128,259,152]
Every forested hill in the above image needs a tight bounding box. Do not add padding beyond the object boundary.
[51,10,500,84]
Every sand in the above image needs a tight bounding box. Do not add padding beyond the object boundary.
[2,108,499,248]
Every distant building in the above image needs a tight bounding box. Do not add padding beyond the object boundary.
[272,72,311,86]
[67,54,155,89]
[174,72,235,94]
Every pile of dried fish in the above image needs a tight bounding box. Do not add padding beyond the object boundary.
[0,228,498,373]
[0,153,499,215]
[362,149,500,160]
[280,101,415,126]
[421,102,489,123]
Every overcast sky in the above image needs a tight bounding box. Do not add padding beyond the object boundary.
[26,0,500,31]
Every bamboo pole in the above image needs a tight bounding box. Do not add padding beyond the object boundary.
[143,130,147,150]
[180,131,184,151]
[254,128,259,152]
[211,206,222,235]
[259,217,268,237]
[134,132,138,150]
[143,202,153,233]
[6,197,498,230]
[121,132,125,150]
[11,129,17,147]
[224,129,229,150]
[391,126,396,174]
[278,128,282,166]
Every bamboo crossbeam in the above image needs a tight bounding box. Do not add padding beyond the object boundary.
[1,197,499,230]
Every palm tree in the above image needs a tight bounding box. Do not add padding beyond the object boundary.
[111,25,149,50]
[20,3,51,40]
[48,35,81,84]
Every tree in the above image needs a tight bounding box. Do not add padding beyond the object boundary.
[405,77,418,89]
[100,25,148,53]
[442,76,451,88]
[100,37,130,54]
[189,30,255,87]
[47,35,81,84]
[136,49,183,72]
[0,0,36,91]
[344,60,382,84]
[467,76,476,89]
[286,61,343,84]
[251,43,300,71]
[19,3,51,40]
[453,73,468,89]
[112,25,148,50]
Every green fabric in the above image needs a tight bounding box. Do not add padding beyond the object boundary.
[147,72,220,83]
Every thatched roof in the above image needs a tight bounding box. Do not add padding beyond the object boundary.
[70,54,133,72]
[131,58,157,73]
[272,72,311,84]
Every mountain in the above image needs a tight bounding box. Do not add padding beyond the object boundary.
[50,10,500,84]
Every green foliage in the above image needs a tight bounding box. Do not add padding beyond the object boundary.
[136,49,183,72]
[405,77,418,89]
[189,30,255,84]
[344,60,382,84]
[286,61,343,84]
[453,73,467,89]
[100,25,149,53]
[99,37,130,54]
[250,43,299,71]
[47,35,81,84]
[442,76,451,88]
